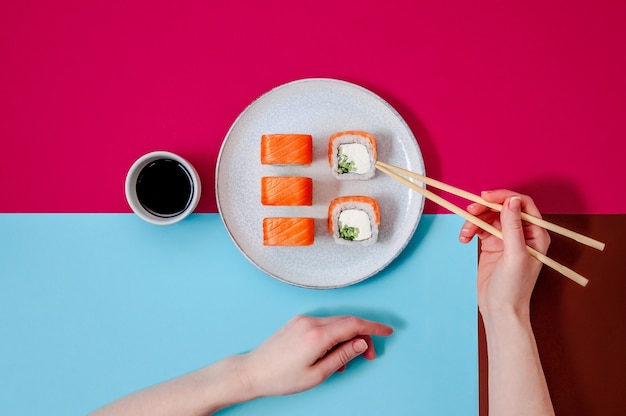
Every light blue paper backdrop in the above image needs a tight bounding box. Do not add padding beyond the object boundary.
[0,214,477,415]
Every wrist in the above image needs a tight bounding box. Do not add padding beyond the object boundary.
[225,354,261,403]
[194,354,259,414]
[480,303,531,331]
[232,353,263,401]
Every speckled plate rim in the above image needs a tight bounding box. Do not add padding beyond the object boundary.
[215,78,425,289]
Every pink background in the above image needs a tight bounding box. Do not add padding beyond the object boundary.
[1,0,625,214]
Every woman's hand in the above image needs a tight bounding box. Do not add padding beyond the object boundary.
[458,189,550,320]
[240,315,393,398]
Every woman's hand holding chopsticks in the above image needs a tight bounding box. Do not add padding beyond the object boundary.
[459,190,550,317]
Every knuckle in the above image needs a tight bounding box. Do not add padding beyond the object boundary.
[342,315,356,324]
[291,314,311,327]
[313,326,327,341]
[337,348,352,366]
[303,326,325,344]
[540,230,551,252]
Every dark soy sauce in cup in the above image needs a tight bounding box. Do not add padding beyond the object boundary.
[136,159,194,218]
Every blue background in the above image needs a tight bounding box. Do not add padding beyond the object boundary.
[0,214,477,415]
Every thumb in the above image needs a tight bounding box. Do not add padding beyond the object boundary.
[316,338,368,377]
[501,196,527,255]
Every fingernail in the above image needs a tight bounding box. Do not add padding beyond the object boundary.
[481,190,493,195]
[509,196,521,210]
[354,339,368,353]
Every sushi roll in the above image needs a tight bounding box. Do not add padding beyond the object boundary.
[263,217,315,246]
[261,134,313,165]
[261,176,313,206]
[328,131,377,180]
[328,196,380,246]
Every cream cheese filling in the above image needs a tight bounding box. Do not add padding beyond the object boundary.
[338,209,372,241]
[338,143,371,174]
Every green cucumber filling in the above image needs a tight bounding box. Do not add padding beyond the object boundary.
[339,224,360,240]
[337,149,356,173]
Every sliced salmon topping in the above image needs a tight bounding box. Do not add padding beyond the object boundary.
[263,217,315,246]
[261,134,313,165]
[261,176,313,206]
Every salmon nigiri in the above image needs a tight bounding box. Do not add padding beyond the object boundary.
[261,134,313,165]
[328,196,380,246]
[263,217,315,246]
[261,176,313,206]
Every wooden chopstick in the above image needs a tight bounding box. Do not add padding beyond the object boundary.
[376,161,605,251]
[375,162,589,287]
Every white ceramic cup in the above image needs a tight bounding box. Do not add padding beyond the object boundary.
[125,151,201,225]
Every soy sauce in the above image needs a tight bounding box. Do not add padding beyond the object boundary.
[136,159,194,218]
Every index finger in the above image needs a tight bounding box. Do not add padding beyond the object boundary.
[321,316,394,348]
[480,189,543,218]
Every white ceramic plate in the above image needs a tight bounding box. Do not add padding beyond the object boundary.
[216,78,425,288]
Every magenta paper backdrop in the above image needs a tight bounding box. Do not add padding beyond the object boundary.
[1,1,625,214]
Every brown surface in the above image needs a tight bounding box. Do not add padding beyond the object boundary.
[479,214,626,415]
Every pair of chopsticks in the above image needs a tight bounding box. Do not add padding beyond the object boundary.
[375,161,605,287]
